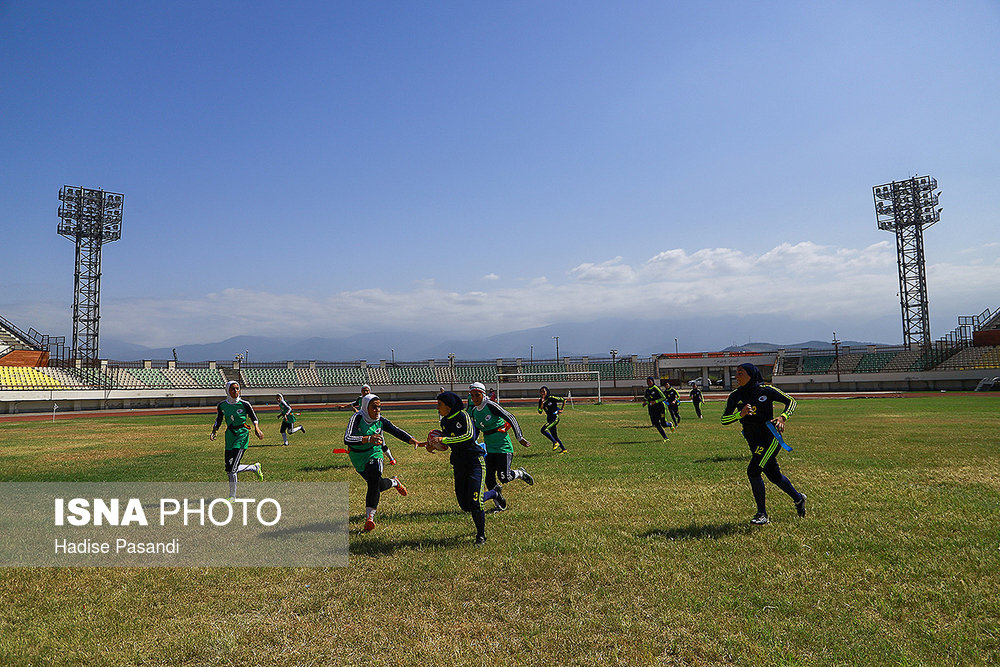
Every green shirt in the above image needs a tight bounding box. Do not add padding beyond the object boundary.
[467,399,523,454]
[278,400,296,424]
[215,400,257,450]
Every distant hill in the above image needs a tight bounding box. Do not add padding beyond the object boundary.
[98,318,894,363]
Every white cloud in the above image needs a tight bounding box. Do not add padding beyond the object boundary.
[482,273,500,281]
[9,242,994,347]
[568,256,637,283]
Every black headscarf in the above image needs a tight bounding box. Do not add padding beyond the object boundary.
[739,363,764,385]
[436,391,465,415]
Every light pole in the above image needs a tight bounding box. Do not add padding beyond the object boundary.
[674,338,678,354]
[448,353,456,392]
[832,332,842,383]
[391,348,395,364]
[610,348,618,388]
[530,345,533,364]
[245,349,249,365]
[552,336,559,362]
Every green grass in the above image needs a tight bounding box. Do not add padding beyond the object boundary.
[1,396,998,666]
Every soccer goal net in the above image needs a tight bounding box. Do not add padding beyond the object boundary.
[495,370,601,405]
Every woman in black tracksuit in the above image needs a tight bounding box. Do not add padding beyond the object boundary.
[428,391,488,546]
[721,363,806,525]
[642,376,673,442]
[538,386,567,454]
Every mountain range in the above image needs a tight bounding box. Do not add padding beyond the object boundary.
[99,317,888,362]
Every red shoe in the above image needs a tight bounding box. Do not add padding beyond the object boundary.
[363,516,376,532]
[393,477,408,496]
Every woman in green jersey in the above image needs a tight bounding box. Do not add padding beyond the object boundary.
[343,393,419,532]
[210,381,264,500]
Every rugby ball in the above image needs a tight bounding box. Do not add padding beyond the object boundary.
[426,429,447,451]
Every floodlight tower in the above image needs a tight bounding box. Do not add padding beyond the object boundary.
[873,175,940,349]
[57,186,123,363]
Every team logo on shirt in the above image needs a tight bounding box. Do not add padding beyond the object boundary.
[757,396,767,403]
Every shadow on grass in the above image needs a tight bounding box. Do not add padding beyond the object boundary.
[350,533,466,557]
[252,443,294,448]
[693,455,746,464]
[348,508,461,523]
[299,464,351,472]
[261,520,347,539]
[639,522,752,541]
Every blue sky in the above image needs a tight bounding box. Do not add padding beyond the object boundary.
[2,1,998,352]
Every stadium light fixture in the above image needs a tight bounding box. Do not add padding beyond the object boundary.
[57,185,123,364]
[552,336,559,361]
[610,348,618,388]
[873,175,940,349]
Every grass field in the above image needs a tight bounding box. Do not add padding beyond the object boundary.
[0,395,998,666]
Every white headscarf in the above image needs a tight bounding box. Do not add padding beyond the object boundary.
[359,393,380,425]
[225,381,240,405]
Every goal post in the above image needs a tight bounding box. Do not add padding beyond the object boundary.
[495,370,602,405]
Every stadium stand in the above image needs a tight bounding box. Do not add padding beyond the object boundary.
[36,367,85,387]
[880,350,921,372]
[185,367,226,388]
[0,366,63,390]
[776,356,800,375]
[454,364,498,385]
[801,355,835,374]
[162,368,200,388]
[939,345,1000,370]
[635,359,655,378]
[241,367,302,388]
[366,366,390,386]
[128,367,173,388]
[854,351,897,373]
[115,368,149,389]
[315,365,366,387]
[434,366,454,386]
[383,365,436,385]
[294,367,321,386]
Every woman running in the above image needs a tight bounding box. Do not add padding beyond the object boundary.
[537,386,567,454]
[210,381,264,500]
[642,377,673,442]
[276,393,305,446]
[427,391,488,546]
[721,363,806,525]
[343,393,418,532]
[467,381,534,512]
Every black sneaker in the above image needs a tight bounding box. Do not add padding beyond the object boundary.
[299,425,305,434]
[494,491,508,511]
[474,535,487,547]
[750,512,770,525]
[795,493,807,518]
[517,467,534,486]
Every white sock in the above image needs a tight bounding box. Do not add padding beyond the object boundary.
[236,463,257,474]
[366,507,376,520]
[282,435,289,444]
[291,426,303,434]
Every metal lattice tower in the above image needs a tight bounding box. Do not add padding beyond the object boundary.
[57,186,123,362]
[873,176,941,349]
